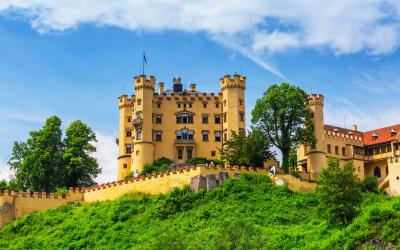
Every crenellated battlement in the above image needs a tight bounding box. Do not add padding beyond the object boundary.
[220,74,246,90]
[324,130,363,142]
[308,94,324,105]
[134,75,155,91]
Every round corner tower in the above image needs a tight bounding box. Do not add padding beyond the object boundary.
[131,75,155,174]
[307,94,327,179]
[220,74,246,139]
[117,95,133,180]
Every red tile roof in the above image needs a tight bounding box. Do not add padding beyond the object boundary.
[363,124,400,146]
[324,124,400,146]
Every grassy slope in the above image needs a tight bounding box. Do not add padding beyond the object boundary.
[0,174,399,250]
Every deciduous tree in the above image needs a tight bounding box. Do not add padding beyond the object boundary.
[251,83,315,172]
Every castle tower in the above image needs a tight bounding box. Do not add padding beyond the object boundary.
[117,95,133,180]
[220,74,246,139]
[131,75,155,174]
[307,94,327,179]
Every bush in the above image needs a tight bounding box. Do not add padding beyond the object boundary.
[140,157,172,176]
[360,176,379,194]
[186,157,207,165]
[317,158,362,227]
[55,187,68,198]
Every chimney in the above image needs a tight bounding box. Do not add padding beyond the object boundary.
[158,82,164,93]
[189,83,196,92]
[352,124,358,131]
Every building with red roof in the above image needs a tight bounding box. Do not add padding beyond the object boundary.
[297,94,400,196]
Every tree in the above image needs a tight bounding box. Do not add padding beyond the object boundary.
[220,129,272,167]
[317,158,362,227]
[288,146,297,171]
[251,83,315,172]
[63,120,100,187]
[8,116,64,192]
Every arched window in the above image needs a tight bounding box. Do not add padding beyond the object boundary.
[178,149,183,160]
[374,166,381,178]
[187,148,193,159]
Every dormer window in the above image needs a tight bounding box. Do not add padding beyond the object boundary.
[348,131,353,135]
[391,128,397,136]
[333,128,339,132]
[372,132,378,140]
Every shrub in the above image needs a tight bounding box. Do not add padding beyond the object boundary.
[360,176,379,194]
[317,158,362,227]
[141,157,172,175]
[186,157,207,165]
[54,187,68,198]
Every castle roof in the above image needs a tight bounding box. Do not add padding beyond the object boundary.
[363,124,400,146]
[324,124,400,146]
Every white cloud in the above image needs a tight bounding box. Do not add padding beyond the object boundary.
[1,0,400,77]
[93,130,118,183]
[0,155,13,181]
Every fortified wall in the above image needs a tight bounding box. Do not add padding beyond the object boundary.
[0,165,316,228]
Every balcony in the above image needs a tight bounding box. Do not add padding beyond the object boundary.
[132,118,143,128]
[175,138,196,145]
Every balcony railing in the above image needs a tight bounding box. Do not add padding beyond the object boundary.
[175,138,196,144]
[132,118,143,127]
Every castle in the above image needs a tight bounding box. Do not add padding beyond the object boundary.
[297,94,400,195]
[117,74,247,180]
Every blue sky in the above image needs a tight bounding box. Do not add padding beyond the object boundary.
[1,1,400,182]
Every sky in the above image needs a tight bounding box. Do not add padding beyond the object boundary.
[1,0,400,183]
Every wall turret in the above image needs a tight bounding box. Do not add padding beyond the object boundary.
[117,95,134,180]
[220,74,246,140]
[306,94,327,179]
[131,75,155,174]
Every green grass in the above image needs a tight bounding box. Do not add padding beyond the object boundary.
[1,173,399,249]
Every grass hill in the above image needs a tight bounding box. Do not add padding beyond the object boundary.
[1,174,399,249]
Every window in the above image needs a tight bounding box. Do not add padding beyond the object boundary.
[126,130,132,137]
[187,148,193,159]
[137,99,142,105]
[125,144,132,154]
[136,150,139,156]
[202,115,209,124]
[203,102,207,108]
[215,103,220,108]
[183,103,187,108]
[239,99,243,105]
[123,164,128,169]
[211,151,216,157]
[127,116,132,122]
[223,130,227,141]
[189,103,192,108]
[155,115,162,124]
[154,131,162,142]
[136,111,142,119]
[157,103,161,108]
[374,167,381,178]
[202,131,209,141]
[327,144,331,153]
[178,149,183,160]
[215,115,221,124]
[215,131,221,142]
[136,130,142,140]
[311,113,314,118]
[335,146,339,155]
[176,113,193,124]
[176,129,194,140]
[239,112,244,121]
[178,103,181,108]
[223,113,227,123]
[342,147,346,156]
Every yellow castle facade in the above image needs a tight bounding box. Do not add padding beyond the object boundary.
[116,74,246,180]
[298,94,400,195]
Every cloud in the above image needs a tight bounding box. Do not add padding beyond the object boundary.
[0,155,13,181]
[93,131,118,183]
[1,1,400,77]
